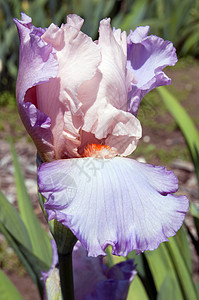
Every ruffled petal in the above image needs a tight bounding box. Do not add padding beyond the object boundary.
[38,157,189,257]
[14,13,58,106]
[41,17,100,111]
[66,14,84,31]
[127,26,177,115]
[97,19,128,109]
[37,16,101,158]
[79,19,141,156]
[82,99,142,156]
[14,13,59,161]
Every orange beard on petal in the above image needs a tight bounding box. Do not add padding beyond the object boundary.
[82,144,116,159]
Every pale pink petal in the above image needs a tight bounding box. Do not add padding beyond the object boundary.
[97,18,128,109]
[82,99,142,156]
[66,14,84,31]
[37,18,101,158]
[78,19,141,155]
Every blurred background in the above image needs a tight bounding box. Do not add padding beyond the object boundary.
[0,0,199,299]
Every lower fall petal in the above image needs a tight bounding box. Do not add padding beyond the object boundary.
[38,157,189,257]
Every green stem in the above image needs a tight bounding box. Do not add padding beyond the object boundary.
[58,251,74,300]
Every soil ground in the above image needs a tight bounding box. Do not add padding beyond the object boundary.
[0,57,199,299]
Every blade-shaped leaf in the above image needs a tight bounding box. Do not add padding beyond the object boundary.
[0,223,38,288]
[189,203,199,245]
[120,0,148,31]
[157,272,178,300]
[128,251,156,299]
[190,202,199,219]
[127,275,149,300]
[0,223,50,298]
[9,140,52,266]
[174,226,192,274]
[158,86,199,256]
[0,189,31,251]
[0,269,23,300]
[166,236,198,300]
[195,280,199,299]
[144,243,183,299]
[157,86,199,185]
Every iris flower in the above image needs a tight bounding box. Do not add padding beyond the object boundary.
[42,240,136,300]
[14,13,189,257]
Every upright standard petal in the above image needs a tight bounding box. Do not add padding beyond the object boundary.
[38,16,101,158]
[127,26,177,116]
[14,13,101,161]
[14,13,59,161]
[79,18,142,156]
[38,157,189,257]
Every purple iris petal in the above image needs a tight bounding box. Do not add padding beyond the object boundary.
[86,260,136,300]
[38,157,188,257]
[14,13,58,160]
[73,241,136,300]
[41,239,58,284]
[41,240,59,300]
[127,26,177,116]
[41,240,136,300]
[14,13,58,105]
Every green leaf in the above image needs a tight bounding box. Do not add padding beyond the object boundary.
[144,243,183,299]
[195,279,199,298]
[0,189,50,299]
[0,223,49,298]
[166,236,198,300]
[174,226,192,274]
[120,0,148,31]
[0,223,37,286]
[189,202,199,246]
[127,275,149,300]
[9,140,52,267]
[157,86,199,254]
[128,251,156,298]
[181,30,199,56]
[0,189,32,251]
[0,269,23,300]
[157,86,199,185]
[189,202,199,219]
[157,272,179,300]
[128,251,146,278]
